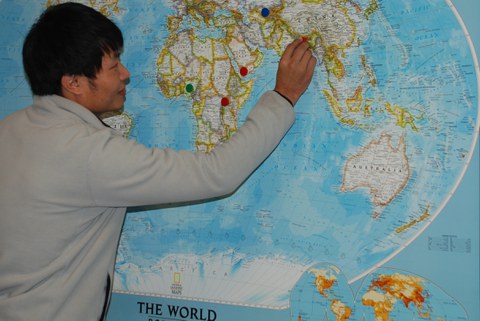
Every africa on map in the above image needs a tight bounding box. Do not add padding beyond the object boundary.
[0,0,478,316]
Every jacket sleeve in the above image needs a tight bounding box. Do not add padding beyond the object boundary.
[87,91,295,207]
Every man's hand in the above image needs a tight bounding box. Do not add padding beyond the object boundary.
[274,39,317,106]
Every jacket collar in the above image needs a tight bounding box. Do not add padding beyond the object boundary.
[32,95,114,131]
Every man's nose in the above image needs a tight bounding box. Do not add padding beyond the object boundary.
[119,63,130,81]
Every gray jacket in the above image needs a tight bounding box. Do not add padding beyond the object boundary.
[0,91,294,321]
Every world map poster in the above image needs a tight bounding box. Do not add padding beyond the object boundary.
[0,1,478,321]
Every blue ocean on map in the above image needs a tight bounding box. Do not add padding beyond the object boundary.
[0,0,478,311]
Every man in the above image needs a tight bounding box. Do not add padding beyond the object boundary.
[0,2,316,321]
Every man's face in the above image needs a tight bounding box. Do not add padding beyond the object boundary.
[79,52,130,115]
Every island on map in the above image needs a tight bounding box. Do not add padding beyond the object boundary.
[341,133,410,218]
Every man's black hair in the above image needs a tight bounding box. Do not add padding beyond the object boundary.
[22,2,124,96]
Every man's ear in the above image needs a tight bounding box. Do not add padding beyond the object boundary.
[60,74,82,96]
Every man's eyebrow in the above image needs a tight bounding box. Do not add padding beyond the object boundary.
[109,51,123,66]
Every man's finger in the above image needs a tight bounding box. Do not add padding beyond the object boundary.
[283,38,303,59]
[300,47,315,68]
[292,41,313,64]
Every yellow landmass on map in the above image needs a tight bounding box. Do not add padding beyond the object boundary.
[309,267,337,297]
[362,273,429,321]
[395,205,430,234]
[155,0,424,154]
[331,299,352,321]
[364,0,379,20]
[384,102,421,132]
[341,133,410,218]
[46,0,120,16]
[249,0,422,133]
[156,0,259,152]
[308,267,353,321]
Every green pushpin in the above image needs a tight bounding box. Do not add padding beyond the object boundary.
[186,83,194,93]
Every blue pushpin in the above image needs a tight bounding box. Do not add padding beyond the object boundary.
[261,7,270,18]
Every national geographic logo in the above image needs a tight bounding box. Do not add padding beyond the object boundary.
[171,272,182,295]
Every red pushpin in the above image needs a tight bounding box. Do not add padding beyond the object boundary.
[240,66,248,77]
[221,97,230,107]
